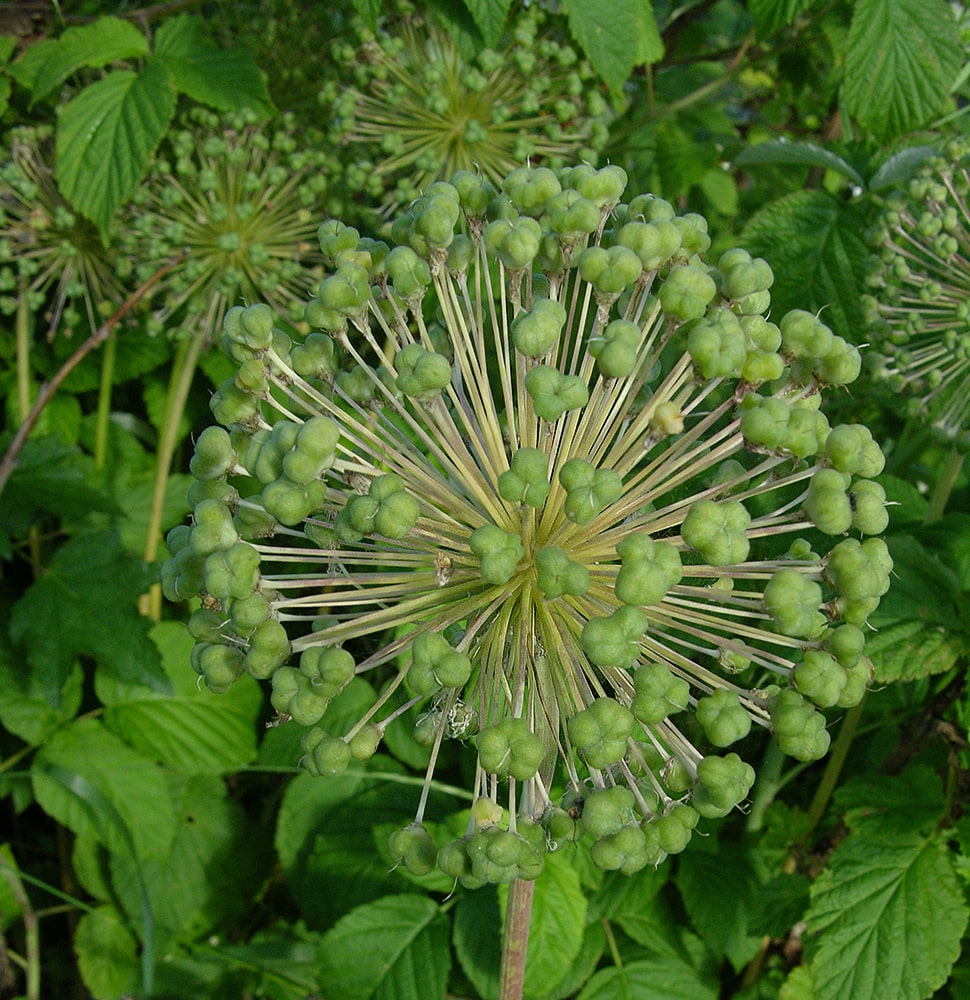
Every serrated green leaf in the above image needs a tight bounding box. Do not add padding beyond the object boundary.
[867,535,968,682]
[779,964,815,1000]
[55,58,176,236]
[0,636,83,745]
[675,836,763,970]
[586,866,666,921]
[317,895,450,1000]
[547,920,607,1000]
[655,119,716,198]
[577,956,719,1000]
[562,0,662,93]
[0,37,16,62]
[454,889,502,1000]
[463,0,513,47]
[0,845,25,929]
[9,528,168,693]
[497,851,586,999]
[108,776,264,942]
[153,15,271,114]
[748,0,822,37]
[843,0,962,141]
[13,16,147,105]
[834,764,944,837]
[740,189,869,340]
[734,139,865,187]
[101,622,259,775]
[75,905,140,1000]
[32,717,176,859]
[806,831,968,1000]
[920,512,970,591]
[0,75,11,118]
[747,873,811,939]
[0,435,117,558]
[615,891,706,965]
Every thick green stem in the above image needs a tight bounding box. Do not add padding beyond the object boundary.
[92,333,118,470]
[499,877,534,1000]
[141,334,205,620]
[745,738,786,833]
[16,288,32,424]
[804,693,867,836]
[925,445,964,524]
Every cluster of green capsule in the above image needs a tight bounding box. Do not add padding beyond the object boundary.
[164,159,891,886]
[863,135,970,444]
[317,1,616,224]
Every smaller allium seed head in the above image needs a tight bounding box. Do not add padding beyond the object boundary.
[318,2,618,225]
[866,136,970,445]
[164,163,891,884]
[123,108,332,340]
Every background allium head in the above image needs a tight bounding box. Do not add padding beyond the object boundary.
[0,125,125,339]
[318,3,616,225]
[864,136,970,445]
[164,163,890,885]
[124,108,332,340]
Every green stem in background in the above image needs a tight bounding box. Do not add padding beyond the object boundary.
[16,286,32,424]
[499,877,534,1000]
[92,333,118,470]
[745,739,787,833]
[804,693,867,838]
[0,859,41,1000]
[140,333,204,621]
[925,445,964,524]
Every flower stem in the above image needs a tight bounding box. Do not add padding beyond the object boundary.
[804,692,867,837]
[140,333,205,620]
[93,332,118,470]
[499,877,534,1000]
[925,445,964,524]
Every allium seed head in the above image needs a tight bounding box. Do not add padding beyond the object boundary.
[865,136,970,445]
[165,163,890,885]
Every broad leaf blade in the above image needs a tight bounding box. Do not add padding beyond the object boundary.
[843,0,962,140]
[463,0,513,47]
[153,14,271,114]
[577,956,718,1000]
[9,528,168,693]
[733,139,865,187]
[562,0,663,93]
[740,189,869,340]
[806,832,967,1000]
[13,16,147,104]
[316,895,451,1000]
[31,718,176,859]
[748,0,823,37]
[869,145,937,191]
[55,58,176,236]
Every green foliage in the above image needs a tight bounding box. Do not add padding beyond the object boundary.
[3,1,970,997]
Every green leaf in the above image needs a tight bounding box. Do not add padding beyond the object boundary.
[806,831,968,1000]
[920,512,970,591]
[747,873,811,939]
[350,0,383,30]
[547,920,608,1000]
[843,0,963,140]
[0,435,117,558]
[655,119,716,198]
[869,145,937,191]
[9,528,167,693]
[317,895,451,1000]
[12,16,147,105]
[55,58,176,236]
[100,623,260,775]
[32,717,176,859]
[867,535,968,682]
[108,776,265,942]
[463,0,513,47]
[153,15,271,114]
[0,844,25,928]
[675,836,763,970]
[454,890,502,1000]
[497,851,587,999]
[0,75,10,118]
[748,0,823,37]
[0,634,83,746]
[75,905,140,1000]
[740,189,869,340]
[577,956,719,1000]
[562,0,663,93]
[834,764,945,837]
[733,139,865,187]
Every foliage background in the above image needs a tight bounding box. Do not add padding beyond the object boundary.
[0,1,968,998]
